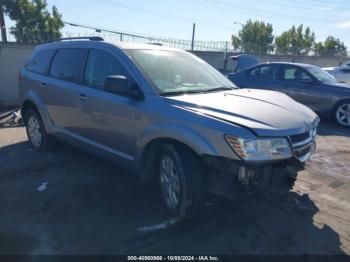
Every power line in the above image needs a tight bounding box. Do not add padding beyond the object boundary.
[97,0,233,32]
[187,0,343,24]
[250,0,350,12]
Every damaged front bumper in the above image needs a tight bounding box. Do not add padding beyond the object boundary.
[204,156,309,200]
[205,129,317,199]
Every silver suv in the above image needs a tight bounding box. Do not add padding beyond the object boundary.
[20,37,319,217]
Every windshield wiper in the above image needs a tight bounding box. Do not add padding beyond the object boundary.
[160,86,236,97]
[201,86,236,93]
[160,90,205,97]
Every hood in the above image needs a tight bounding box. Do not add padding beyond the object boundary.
[165,89,319,137]
[325,82,350,89]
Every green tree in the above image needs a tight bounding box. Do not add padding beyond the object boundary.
[275,25,315,56]
[0,0,63,43]
[231,20,274,54]
[314,36,347,57]
[231,35,241,51]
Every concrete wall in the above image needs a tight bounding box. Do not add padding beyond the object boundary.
[0,43,34,106]
[193,51,349,72]
[0,43,349,106]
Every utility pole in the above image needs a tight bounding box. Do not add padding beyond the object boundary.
[191,23,196,52]
[0,6,7,43]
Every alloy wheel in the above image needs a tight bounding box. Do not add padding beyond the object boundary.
[27,115,42,148]
[336,103,350,127]
[159,155,180,209]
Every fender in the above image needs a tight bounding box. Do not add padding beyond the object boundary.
[134,123,219,168]
[21,91,54,133]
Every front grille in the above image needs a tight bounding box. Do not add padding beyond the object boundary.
[289,128,316,162]
[290,132,310,144]
[294,144,313,159]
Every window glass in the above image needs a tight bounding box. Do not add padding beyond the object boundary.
[50,49,86,83]
[248,67,260,78]
[248,65,278,80]
[307,66,336,83]
[283,67,312,82]
[127,49,235,95]
[259,65,278,80]
[84,49,129,89]
[26,49,55,74]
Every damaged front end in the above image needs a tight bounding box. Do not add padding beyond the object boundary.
[205,156,305,200]
[205,128,317,199]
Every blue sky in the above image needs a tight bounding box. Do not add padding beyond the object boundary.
[5,0,350,47]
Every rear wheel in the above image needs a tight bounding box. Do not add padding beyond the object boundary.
[25,110,52,152]
[157,144,205,218]
[334,100,350,128]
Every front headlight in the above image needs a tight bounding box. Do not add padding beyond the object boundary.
[225,135,293,161]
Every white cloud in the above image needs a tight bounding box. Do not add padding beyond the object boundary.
[338,21,350,29]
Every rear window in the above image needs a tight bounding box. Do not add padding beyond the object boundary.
[50,49,87,83]
[26,49,55,75]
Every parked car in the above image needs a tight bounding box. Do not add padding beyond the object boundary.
[323,61,350,84]
[228,57,350,128]
[20,37,319,217]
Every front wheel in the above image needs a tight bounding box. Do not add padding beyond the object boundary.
[334,100,350,128]
[157,144,205,218]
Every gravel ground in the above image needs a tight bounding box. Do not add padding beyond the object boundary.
[0,122,349,255]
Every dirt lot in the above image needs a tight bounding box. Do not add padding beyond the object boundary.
[0,121,349,255]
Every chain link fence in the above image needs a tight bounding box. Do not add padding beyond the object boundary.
[1,28,235,52]
[1,27,349,57]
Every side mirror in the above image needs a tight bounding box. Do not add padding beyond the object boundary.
[104,75,144,101]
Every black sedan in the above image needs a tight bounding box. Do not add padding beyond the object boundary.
[228,61,350,128]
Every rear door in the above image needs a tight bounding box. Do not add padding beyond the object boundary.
[43,48,88,133]
[76,48,137,159]
[242,64,280,90]
[21,49,56,103]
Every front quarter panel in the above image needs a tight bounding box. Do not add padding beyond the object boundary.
[133,96,254,168]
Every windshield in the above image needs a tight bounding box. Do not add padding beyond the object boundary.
[126,49,236,95]
[307,66,337,83]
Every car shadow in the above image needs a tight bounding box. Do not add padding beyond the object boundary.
[0,140,348,255]
[318,118,350,138]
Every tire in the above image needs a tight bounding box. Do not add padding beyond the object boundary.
[333,100,350,128]
[157,143,205,218]
[24,109,52,152]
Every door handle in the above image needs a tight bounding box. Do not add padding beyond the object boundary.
[40,82,47,87]
[76,94,88,101]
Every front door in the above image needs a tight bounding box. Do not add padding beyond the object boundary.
[76,48,137,160]
[276,65,326,112]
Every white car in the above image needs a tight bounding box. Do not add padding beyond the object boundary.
[323,61,350,84]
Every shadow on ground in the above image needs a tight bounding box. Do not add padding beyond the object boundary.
[0,139,347,255]
[318,119,350,137]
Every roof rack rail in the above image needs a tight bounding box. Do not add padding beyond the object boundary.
[148,43,163,46]
[58,36,104,42]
